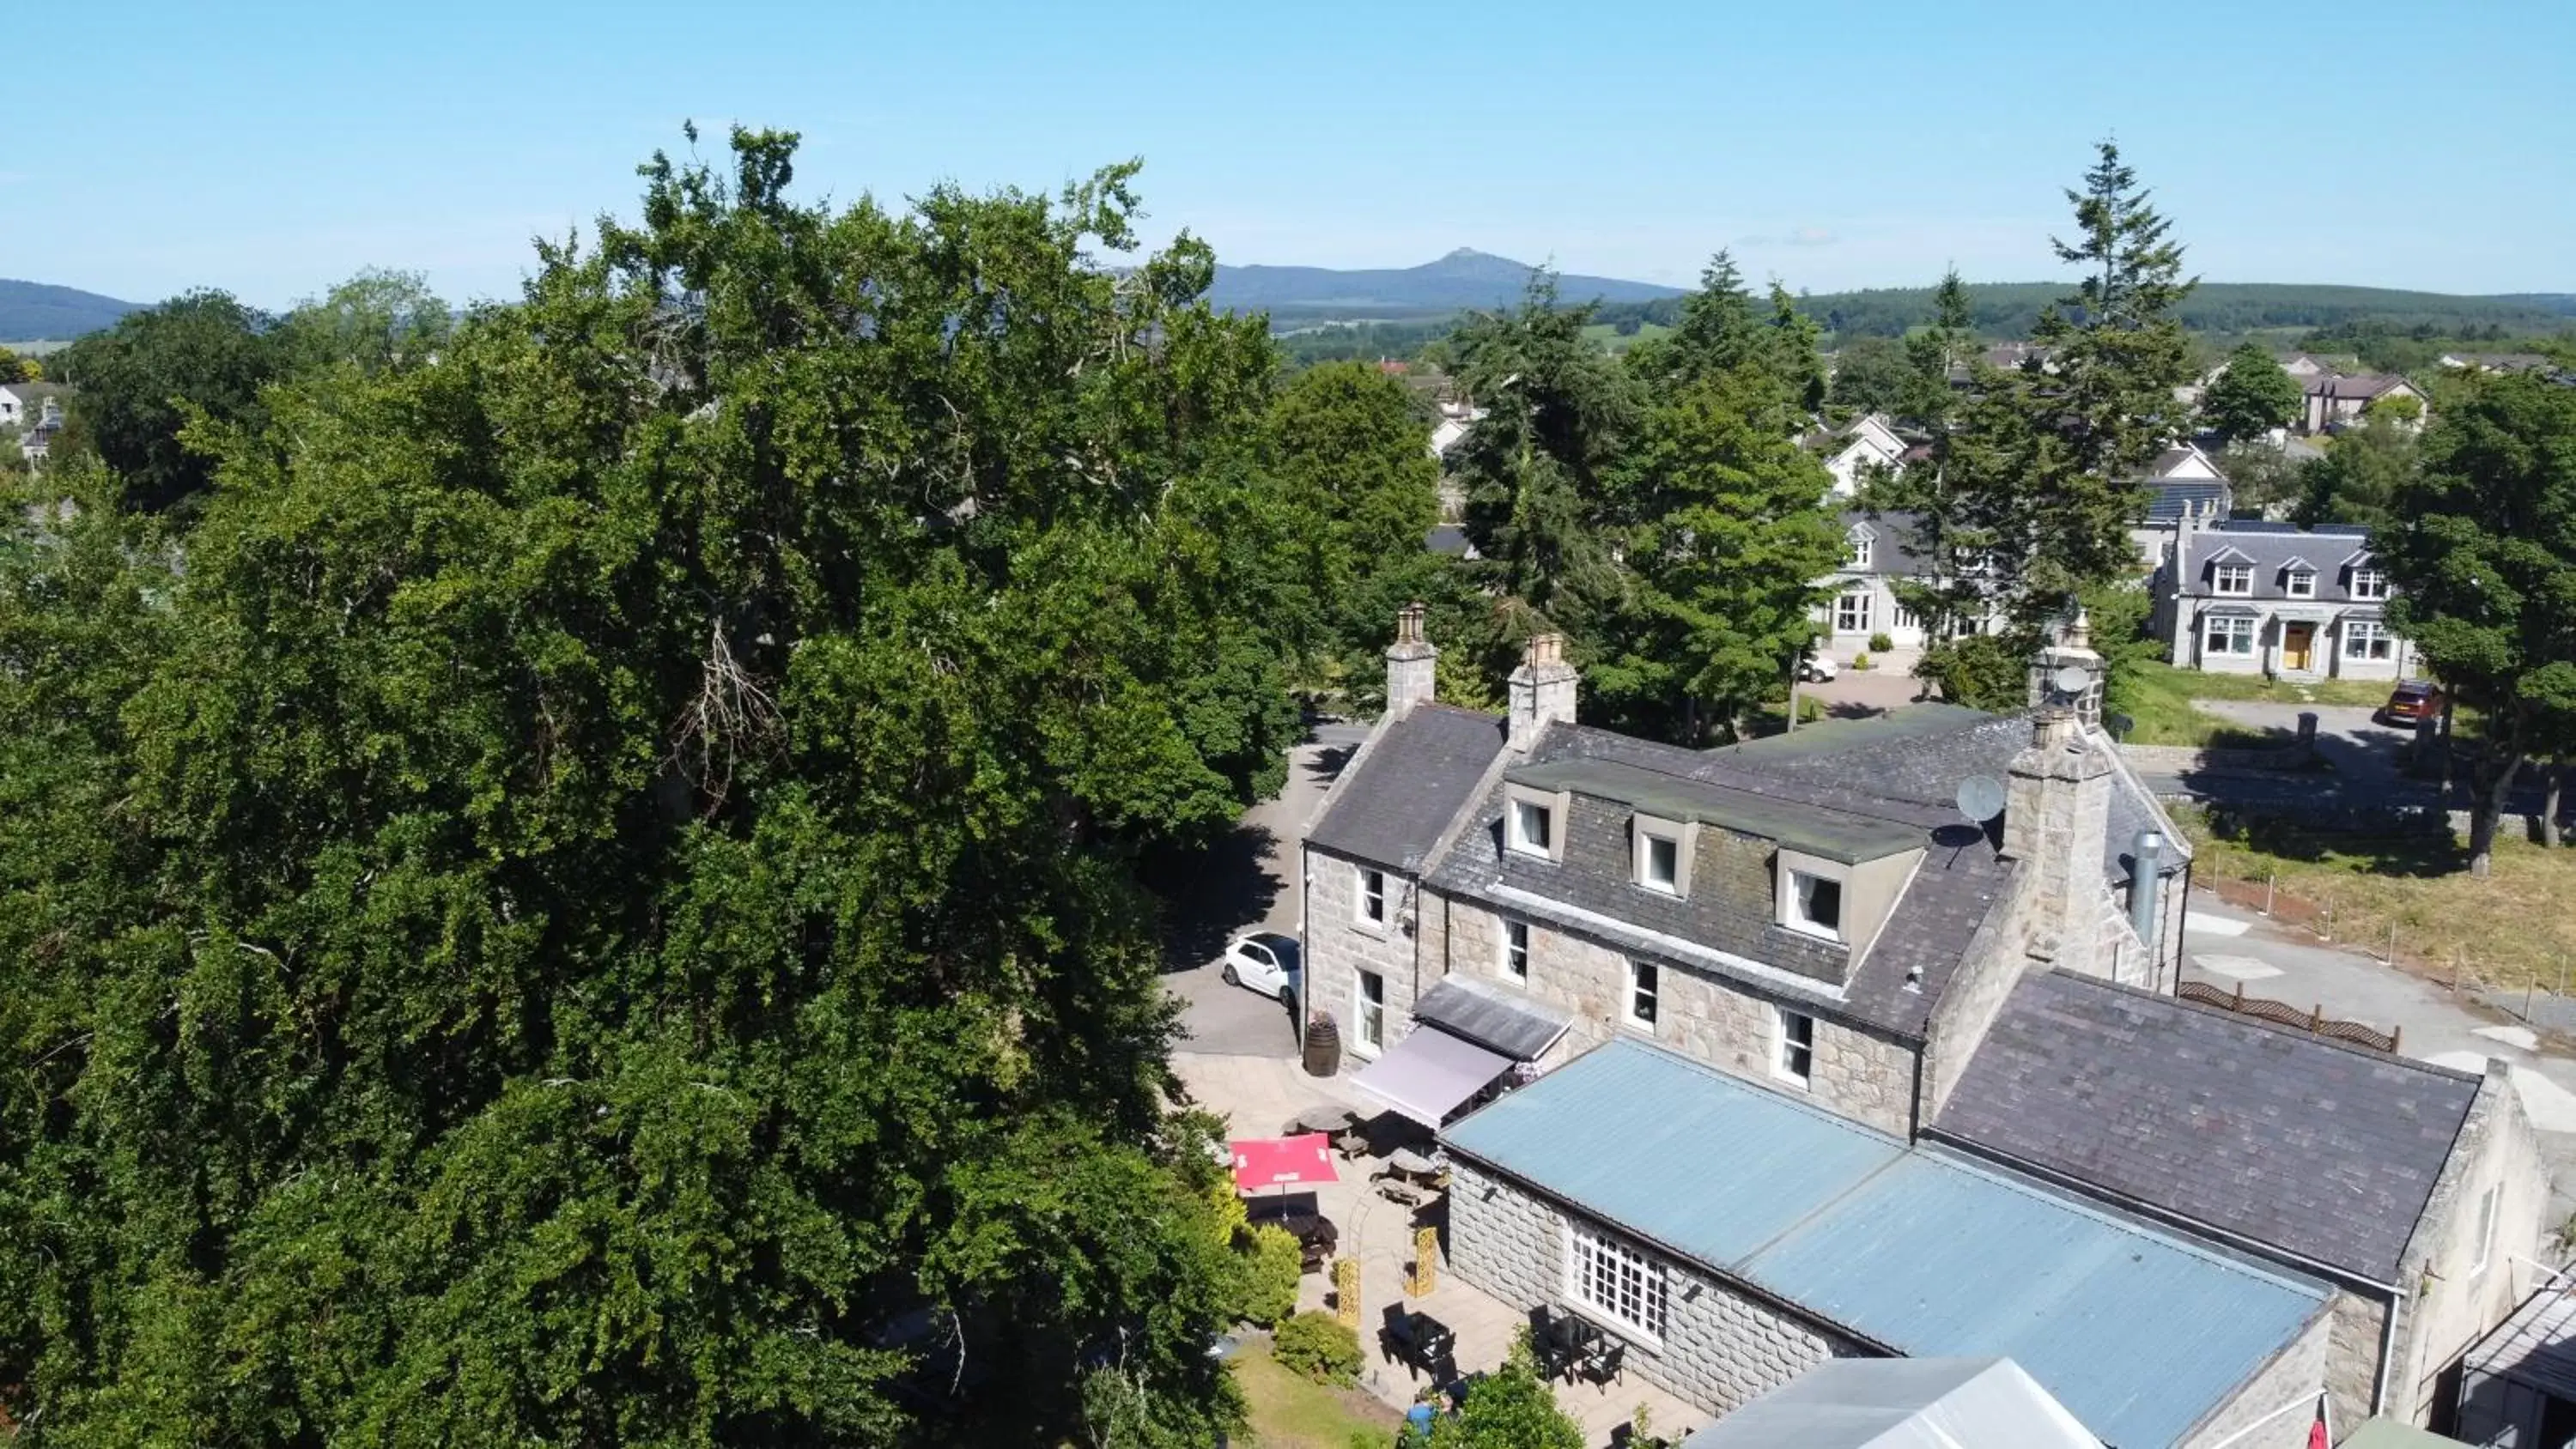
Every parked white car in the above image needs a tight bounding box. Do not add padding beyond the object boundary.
[1220,930,1302,1004]
[1798,652,1839,682]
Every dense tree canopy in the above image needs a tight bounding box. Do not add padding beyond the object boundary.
[51,289,281,512]
[2381,369,2576,875]
[2200,343,2303,441]
[0,128,1319,1446]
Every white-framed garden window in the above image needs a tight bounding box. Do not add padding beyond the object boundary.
[1501,919,1529,982]
[2344,621,2394,661]
[1834,589,1873,634]
[1564,1221,1668,1343]
[1355,969,1386,1056]
[1356,866,1386,926]
[2203,615,2257,658]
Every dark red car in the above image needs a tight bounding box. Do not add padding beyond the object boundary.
[2377,681,2445,727]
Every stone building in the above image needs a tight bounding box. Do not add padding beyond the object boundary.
[2152,518,2419,682]
[1297,610,2550,1444]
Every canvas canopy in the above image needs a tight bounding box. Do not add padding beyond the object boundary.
[1229,1133,1338,1194]
[1349,1026,1511,1128]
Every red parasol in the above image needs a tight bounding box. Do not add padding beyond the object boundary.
[1230,1132,1340,1195]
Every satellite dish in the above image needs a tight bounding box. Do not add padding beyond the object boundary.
[1954,774,2008,824]
[2051,664,2093,697]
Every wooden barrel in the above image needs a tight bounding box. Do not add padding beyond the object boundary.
[1302,1015,1341,1077]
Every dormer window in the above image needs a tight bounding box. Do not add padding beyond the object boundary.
[1846,528,1873,568]
[2213,563,2252,596]
[1510,799,1552,856]
[2285,569,2316,599]
[1504,783,1569,863]
[1631,815,1695,897]
[1779,863,1845,942]
[2351,567,2389,600]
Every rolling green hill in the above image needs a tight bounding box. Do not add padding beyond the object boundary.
[0,279,143,342]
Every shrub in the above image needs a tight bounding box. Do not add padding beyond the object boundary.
[1851,652,1873,670]
[1868,631,1895,654]
[1273,1311,1363,1385]
[1237,1224,1303,1327]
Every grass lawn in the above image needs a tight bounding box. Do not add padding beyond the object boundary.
[1578,320,1673,353]
[1234,1340,1405,1448]
[2177,806,2576,991]
[2113,660,2397,748]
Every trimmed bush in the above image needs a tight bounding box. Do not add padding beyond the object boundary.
[1273,1311,1363,1385]
[1868,631,1895,654]
[1851,652,1873,670]
[1237,1223,1303,1327]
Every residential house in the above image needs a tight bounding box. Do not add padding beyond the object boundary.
[0,380,63,431]
[1296,610,2543,1443]
[2279,353,2338,380]
[17,395,65,469]
[2439,352,2554,375]
[1428,399,1487,464]
[1804,413,1907,500]
[2303,373,2427,434]
[2154,518,2416,681]
[2132,441,2235,561]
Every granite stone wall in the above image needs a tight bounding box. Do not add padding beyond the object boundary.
[1305,846,1423,1058]
[1446,1162,1873,1417]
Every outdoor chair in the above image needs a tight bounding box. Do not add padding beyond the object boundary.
[1579,1338,1626,1391]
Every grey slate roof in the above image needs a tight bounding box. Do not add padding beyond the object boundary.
[1424,720,2008,1038]
[1838,510,1933,579]
[1934,970,2482,1282]
[2145,478,2232,524]
[1504,755,1927,863]
[2176,519,2381,603]
[1714,705,2183,889]
[1411,975,1572,1060]
[1307,703,1505,872]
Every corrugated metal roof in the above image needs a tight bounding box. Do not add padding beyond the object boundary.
[1443,1040,2328,1449]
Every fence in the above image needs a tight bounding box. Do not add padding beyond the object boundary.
[2177,980,2403,1054]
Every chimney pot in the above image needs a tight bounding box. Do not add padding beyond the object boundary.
[1506,632,1579,750]
[1383,603,1438,721]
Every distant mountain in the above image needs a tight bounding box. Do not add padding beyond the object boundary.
[1207,248,1681,320]
[0,280,143,343]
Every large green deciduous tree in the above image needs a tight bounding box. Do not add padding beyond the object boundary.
[2295,414,2421,530]
[52,289,281,512]
[0,128,1300,1445]
[2381,369,2576,876]
[2200,343,2304,442]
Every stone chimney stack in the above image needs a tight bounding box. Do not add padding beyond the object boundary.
[1507,633,1579,750]
[1384,603,1438,721]
[2002,707,2116,978]
[2027,606,2106,727]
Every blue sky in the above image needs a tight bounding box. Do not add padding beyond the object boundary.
[13,0,2572,309]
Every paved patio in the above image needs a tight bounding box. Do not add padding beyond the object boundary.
[1177,1051,1704,1446]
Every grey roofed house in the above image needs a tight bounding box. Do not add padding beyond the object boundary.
[1933,970,2482,1282]
[1713,705,2186,891]
[1834,510,1932,579]
[1677,1356,2100,1449]
[1304,701,1506,873]
[2172,518,2382,603]
[1422,716,2018,1040]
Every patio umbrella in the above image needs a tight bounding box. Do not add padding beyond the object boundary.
[1229,1132,1340,1198]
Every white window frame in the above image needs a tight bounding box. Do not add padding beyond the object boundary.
[1625,959,1659,1033]
[1631,815,1694,898]
[1356,865,1386,926]
[1779,866,1845,943]
[2344,621,2394,662]
[1503,784,1568,863]
[1355,969,1386,1056]
[1846,528,1873,569]
[1501,919,1529,981]
[2285,569,2317,599]
[1774,1006,1816,1089]
[2204,615,2256,658]
[2213,563,2253,596]
[2350,567,2390,601]
[1564,1221,1668,1344]
[1834,589,1873,634]
[2471,1184,2499,1276]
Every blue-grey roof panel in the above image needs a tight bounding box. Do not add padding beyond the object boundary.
[1751,1151,2329,1447]
[1442,1040,2328,1449]
[1441,1036,1902,1265]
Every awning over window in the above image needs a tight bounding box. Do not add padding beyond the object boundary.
[1350,1027,1512,1129]
[1412,977,1573,1061]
